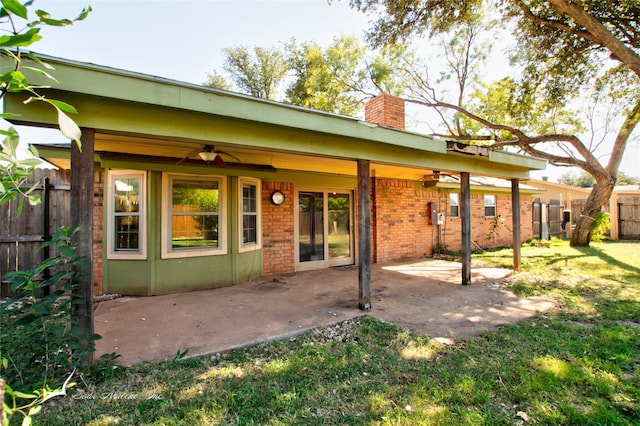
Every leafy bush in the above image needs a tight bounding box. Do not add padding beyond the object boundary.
[589,211,611,242]
[0,227,97,394]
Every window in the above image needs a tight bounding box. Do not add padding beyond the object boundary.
[450,193,459,218]
[107,170,146,260]
[484,194,496,217]
[162,174,226,258]
[239,178,261,252]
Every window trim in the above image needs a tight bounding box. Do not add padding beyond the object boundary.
[238,177,262,253]
[107,170,147,260]
[161,173,227,259]
[449,193,460,218]
[484,194,497,217]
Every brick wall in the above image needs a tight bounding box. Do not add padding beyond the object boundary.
[372,178,433,262]
[364,94,405,129]
[372,178,534,262]
[262,181,295,275]
[441,193,533,251]
[93,171,104,295]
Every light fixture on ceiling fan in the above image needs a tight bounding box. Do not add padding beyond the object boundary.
[198,145,218,162]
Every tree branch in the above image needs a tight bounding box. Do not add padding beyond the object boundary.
[544,0,640,77]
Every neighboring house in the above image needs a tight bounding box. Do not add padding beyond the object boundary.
[526,179,640,240]
[3,54,546,298]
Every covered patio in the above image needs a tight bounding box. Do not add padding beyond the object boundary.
[95,258,555,366]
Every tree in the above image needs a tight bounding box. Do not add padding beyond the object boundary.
[206,36,409,115]
[203,70,233,92]
[346,0,640,246]
[561,170,639,187]
[285,36,367,116]
[205,45,288,100]
[559,171,595,187]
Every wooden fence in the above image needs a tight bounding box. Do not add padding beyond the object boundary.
[0,169,71,297]
[618,196,640,240]
[532,198,565,239]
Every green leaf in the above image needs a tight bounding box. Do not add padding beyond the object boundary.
[28,405,42,416]
[55,107,82,143]
[48,99,78,114]
[3,402,14,416]
[23,66,58,83]
[11,390,38,399]
[3,129,20,153]
[74,6,92,21]
[35,9,72,26]
[22,415,33,426]
[0,28,41,47]
[14,313,39,326]
[1,0,28,19]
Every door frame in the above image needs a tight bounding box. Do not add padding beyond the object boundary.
[294,186,355,271]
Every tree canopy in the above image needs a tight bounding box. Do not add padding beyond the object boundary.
[345,0,640,246]
[204,35,407,115]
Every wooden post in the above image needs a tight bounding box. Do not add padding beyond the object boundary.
[71,128,95,363]
[511,179,522,271]
[42,177,51,296]
[460,172,471,285]
[357,159,371,310]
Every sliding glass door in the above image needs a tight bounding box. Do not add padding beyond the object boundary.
[296,189,354,270]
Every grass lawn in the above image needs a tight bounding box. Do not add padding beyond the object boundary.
[33,240,640,425]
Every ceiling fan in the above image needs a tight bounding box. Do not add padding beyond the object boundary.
[178,145,241,167]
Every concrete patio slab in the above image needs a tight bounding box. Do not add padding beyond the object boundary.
[94,259,555,366]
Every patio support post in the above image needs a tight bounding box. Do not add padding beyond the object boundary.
[71,127,95,363]
[357,159,371,310]
[460,172,471,285]
[511,179,522,271]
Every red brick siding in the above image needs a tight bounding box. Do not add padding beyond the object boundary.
[93,171,104,295]
[364,94,406,129]
[372,178,534,261]
[262,181,295,275]
[372,178,433,262]
[441,194,533,250]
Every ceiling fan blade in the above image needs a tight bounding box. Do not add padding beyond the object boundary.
[177,146,202,164]
[216,150,241,162]
[214,154,226,167]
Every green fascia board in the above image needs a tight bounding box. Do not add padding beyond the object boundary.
[489,150,546,171]
[4,53,545,177]
[8,92,537,179]
[9,53,446,155]
[430,181,546,195]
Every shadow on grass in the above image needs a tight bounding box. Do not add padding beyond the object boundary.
[573,244,640,277]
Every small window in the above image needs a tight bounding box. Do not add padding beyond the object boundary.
[239,178,261,252]
[107,170,146,260]
[162,174,226,258]
[450,193,459,218]
[484,194,496,217]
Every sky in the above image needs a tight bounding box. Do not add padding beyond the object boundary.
[4,0,639,181]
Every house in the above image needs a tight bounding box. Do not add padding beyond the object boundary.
[3,54,546,304]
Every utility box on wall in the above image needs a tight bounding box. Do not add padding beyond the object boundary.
[428,202,438,225]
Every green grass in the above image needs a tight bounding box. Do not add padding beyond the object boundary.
[30,240,640,425]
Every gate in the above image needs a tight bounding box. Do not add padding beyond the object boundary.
[0,169,71,297]
[548,199,563,237]
[532,198,564,239]
[618,196,640,240]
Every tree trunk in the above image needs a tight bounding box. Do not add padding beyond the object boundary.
[570,179,615,246]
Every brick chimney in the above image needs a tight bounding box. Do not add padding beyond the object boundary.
[364,94,405,130]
